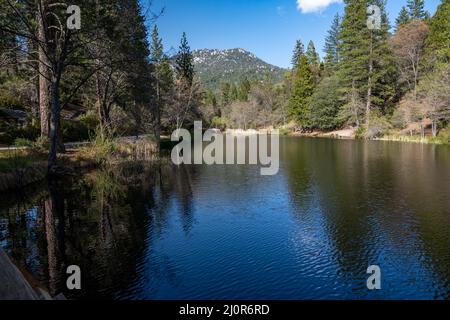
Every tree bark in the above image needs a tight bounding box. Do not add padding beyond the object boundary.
[48,77,61,172]
[37,2,50,138]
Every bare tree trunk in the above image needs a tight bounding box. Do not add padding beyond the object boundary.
[432,119,437,137]
[37,2,50,138]
[413,64,418,101]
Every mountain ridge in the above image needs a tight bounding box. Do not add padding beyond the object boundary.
[189,48,286,90]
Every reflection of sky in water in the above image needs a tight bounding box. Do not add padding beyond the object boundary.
[0,138,449,300]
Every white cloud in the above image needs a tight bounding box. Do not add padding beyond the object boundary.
[296,0,342,13]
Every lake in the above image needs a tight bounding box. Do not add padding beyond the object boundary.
[0,137,449,300]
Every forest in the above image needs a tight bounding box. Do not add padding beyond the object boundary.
[211,0,450,141]
[0,0,449,173]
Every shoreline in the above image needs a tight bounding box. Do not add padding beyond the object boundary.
[288,128,449,145]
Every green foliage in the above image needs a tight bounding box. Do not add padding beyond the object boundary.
[365,112,392,138]
[14,138,33,147]
[150,25,174,95]
[435,127,450,145]
[288,56,315,128]
[0,91,23,110]
[220,82,231,106]
[306,41,320,66]
[150,25,164,63]
[0,149,46,173]
[211,116,228,130]
[427,0,450,66]
[310,75,342,130]
[62,120,95,143]
[238,77,251,101]
[354,126,367,139]
[0,121,39,145]
[192,49,285,90]
[396,7,410,29]
[32,136,50,153]
[176,32,195,85]
[407,0,429,20]
[338,0,397,119]
[292,40,305,68]
[85,127,118,165]
[324,14,341,71]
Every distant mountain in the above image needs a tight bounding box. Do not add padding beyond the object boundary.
[190,49,286,90]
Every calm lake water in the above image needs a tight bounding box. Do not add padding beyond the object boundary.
[1,137,449,300]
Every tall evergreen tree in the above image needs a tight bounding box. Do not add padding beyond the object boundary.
[238,77,251,101]
[338,0,396,127]
[231,83,239,102]
[150,25,173,144]
[288,55,315,129]
[396,6,411,29]
[407,0,429,20]
[306,41,320,66]
[150,25,173,98]
[150,25,164,63]
[324,13,341,71]
[310,75,342,130]
[176,32,194,85]
[119,0,153,136]
[220,82,231,106]
[291,39,305,68]
[427,0,450,66]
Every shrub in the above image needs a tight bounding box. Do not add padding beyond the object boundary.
[433,127,450,145]
[211,116,228,131]
[14,138,33,147]
[355,126,367,139]
[78,127,118,165]
[365,114,392,139]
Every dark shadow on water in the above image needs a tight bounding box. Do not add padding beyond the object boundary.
[0,138,449,299]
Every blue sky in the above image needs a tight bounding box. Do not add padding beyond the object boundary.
[145,0,440,68]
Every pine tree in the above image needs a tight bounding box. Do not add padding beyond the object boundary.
[119,0,153,136]
[150,25,173,94]
[396,6,410,29]
[150,25,173,143]
[338,0,396,127]
[238,77,251,101]
[324,13,341,71]
[407,0,429,20]
[220,82,231,106]
[288,55,315,129]
[306,41,320,66]
[291,39,305,68]
[310,75,342,130]
[176,32,195,85]
[231,83,239,101]
[150,25,164,63]
[427,0,450,66]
